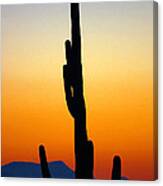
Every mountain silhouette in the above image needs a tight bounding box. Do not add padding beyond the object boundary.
[1,161,75,178]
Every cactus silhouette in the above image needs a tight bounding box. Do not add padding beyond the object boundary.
[39,145,51,178]
[63,3,94,178]
[37,3,123,180]
[111,155,121,180]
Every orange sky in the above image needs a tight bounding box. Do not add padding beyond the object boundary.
[1,2,157,180]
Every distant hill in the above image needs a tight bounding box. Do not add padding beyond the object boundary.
[1,161,75,178]
[1,161,128,180]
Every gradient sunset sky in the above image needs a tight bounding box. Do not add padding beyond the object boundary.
[2,1,156,180]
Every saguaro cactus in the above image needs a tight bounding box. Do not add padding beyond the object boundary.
[39,145,51,178]
[63,3,94,178]
[111,155,121,180]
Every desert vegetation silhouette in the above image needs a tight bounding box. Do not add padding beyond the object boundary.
[38,3,122,180]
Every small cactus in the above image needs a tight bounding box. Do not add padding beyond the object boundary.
[39,145,51,178]
[111,155,121,180]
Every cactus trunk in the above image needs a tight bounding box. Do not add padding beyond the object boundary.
[63,3,94,179]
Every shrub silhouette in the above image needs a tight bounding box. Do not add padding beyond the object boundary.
[63,3,94,179]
